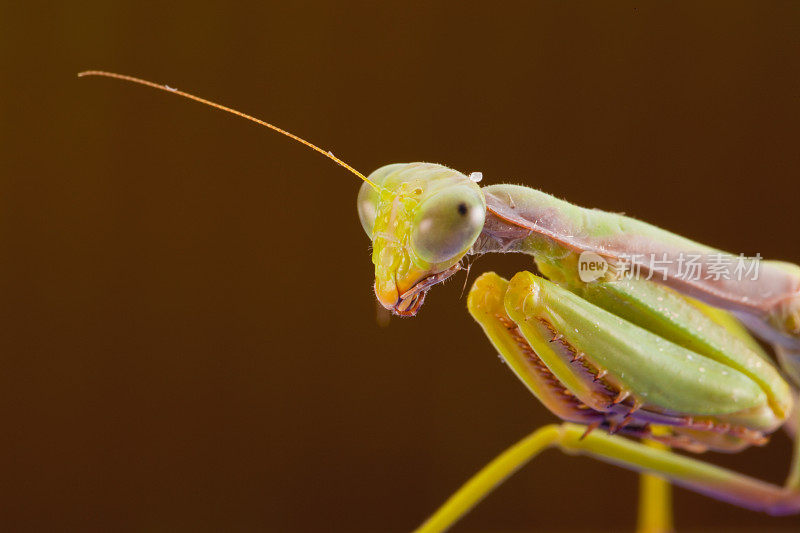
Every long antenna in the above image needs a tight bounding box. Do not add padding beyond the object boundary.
[77,70,378,189]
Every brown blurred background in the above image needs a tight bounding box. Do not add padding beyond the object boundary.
[2,1,800,531]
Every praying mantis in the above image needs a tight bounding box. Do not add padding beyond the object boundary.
[80,71,800,532]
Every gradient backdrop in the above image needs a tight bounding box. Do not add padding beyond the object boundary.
[3,2,800,531]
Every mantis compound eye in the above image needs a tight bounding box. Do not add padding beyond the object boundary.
[411,186,486,264]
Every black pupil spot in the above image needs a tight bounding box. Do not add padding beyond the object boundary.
[457,203,468,216]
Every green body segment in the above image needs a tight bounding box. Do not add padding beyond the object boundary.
[481,183,800,360]
[505,272,782,428]
[480,183,725,259]
[576,279,793,422]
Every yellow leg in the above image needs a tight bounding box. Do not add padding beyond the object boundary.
[414,425,562,533]
[414,423,800,533]
[637,442,674,533]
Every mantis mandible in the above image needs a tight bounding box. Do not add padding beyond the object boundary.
[80,70,800,532]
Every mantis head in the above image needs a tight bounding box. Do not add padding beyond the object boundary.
[76,74,487,317]
[357,163,486,316]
